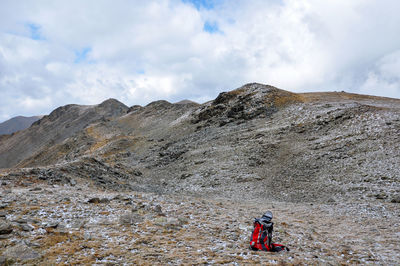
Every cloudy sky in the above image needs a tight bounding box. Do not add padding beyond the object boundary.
[1,0,400,121]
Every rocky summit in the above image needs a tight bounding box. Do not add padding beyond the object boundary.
[0,83,399,264]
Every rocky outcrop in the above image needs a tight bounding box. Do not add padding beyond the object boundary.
[192,83,303,125]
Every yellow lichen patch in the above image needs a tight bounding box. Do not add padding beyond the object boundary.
[85,126,139,157]
[39,231,82,248]
[36,231,94,264]
[299,91,400,103]
[272,92,305,107]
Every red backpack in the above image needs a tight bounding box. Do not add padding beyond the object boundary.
[249,213,289,252]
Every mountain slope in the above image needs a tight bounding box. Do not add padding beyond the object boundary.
[0,115,42,135]
[0,98,128,169]
[2,83,399,205]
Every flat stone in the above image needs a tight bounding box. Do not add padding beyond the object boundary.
[45,221,59,228]
[0,234,12,239]
[71,219,86,229]
[15,218,28,224]
[154,217,167,225]
[0,221,13,234]
[120,213,143,225]
[20,224,34,232]
[29,187,42,192]
[3,243,41,261]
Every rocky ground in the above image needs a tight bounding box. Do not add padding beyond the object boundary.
[0,175,399,265]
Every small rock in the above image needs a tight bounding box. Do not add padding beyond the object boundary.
[84,232,92,240]
[0,211,7,217]
[29,187,42,192]
[375,193,387,199]
[88,197,100,203]
[154,217,167,225]
[0,234,12,239]
[2,243,41,261]
[132,169,142,176]
[327,198,336,203]
[14,218,28,224]
[45,221,59,229]
[153,205,163,214]
[180,173,192,180]
[71,219,86,229]
[132,202,146,212]
[119,213,143,225]
[100,198,110,203]
[24,240,41,248]
[177,217,189,224]
[0,221,13,234]
[391,196,400,203]
[20,224,34,232]
[113,194,123,200]
[69,178,77,186]
[165,218,182,230]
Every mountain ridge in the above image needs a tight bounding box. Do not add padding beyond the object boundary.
[1,83,399,204]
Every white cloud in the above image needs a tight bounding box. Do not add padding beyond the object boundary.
[359,50,400,98]
[0,0,400,122]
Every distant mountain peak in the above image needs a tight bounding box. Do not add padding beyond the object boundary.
[174,99,199,105]
[0,115,42,135]
[98,98,127,108]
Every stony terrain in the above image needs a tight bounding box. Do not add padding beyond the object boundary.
[0,83,399,264]
[0,175,399,265]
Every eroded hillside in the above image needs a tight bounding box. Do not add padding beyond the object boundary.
[3,83,398,204]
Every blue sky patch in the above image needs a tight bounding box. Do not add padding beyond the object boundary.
[182,0,216,10]
[27,23,44,40]
[203,21,220,34]
[74,47,91,63]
